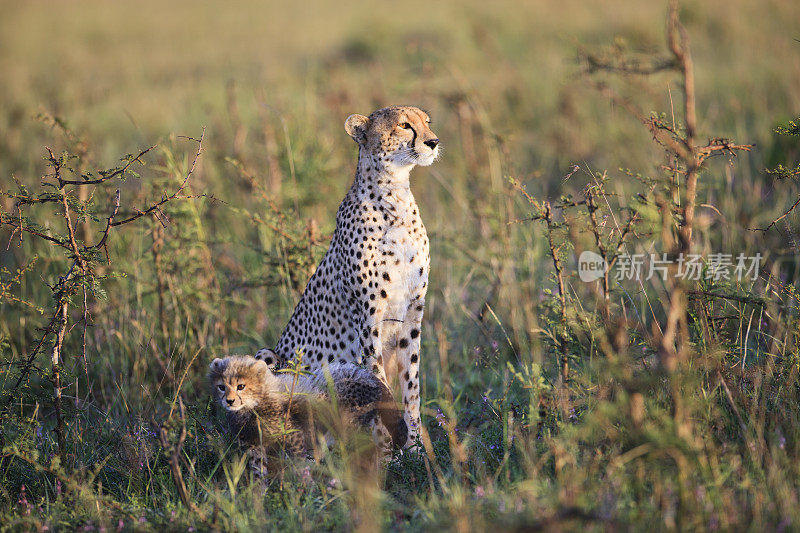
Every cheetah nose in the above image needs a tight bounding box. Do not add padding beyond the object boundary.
[226,398,235,406]
[424,139,439,149]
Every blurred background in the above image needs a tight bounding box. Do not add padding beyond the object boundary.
[4,0,798,174]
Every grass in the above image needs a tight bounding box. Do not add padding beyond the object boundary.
[1,0,800,530]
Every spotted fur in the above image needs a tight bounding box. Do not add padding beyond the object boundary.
[256,105,438,447]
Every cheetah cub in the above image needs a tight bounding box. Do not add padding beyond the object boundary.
[257,106,439,448]
[208,355,406,475]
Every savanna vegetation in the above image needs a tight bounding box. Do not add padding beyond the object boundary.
[1,0,799,530]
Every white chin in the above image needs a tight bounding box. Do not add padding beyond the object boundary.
[416,151,438,167]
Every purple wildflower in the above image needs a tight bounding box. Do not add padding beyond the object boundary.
[301,465,313,486]
[18,484,31,516]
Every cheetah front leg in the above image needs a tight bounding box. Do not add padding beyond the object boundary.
[359,301,391,386]
[396,298,424,447]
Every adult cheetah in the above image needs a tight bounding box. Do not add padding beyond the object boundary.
[257,105,439,447]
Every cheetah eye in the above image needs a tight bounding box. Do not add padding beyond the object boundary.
[400,122,413,130]
[237,384,245,391]
[217,384,225,392]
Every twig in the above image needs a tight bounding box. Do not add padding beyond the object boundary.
[751,195,800,233]
[111,130,204,227]
[542,201,570,386]
[49,145,155,187]
[11,311,61,391]
[51,298,69,458]
[91,189,121,254]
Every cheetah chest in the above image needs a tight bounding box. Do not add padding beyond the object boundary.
[378,221,429,323]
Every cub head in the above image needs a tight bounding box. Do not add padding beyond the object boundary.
[208,356,271,412]
[345,105,440,168]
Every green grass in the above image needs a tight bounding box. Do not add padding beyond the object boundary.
[1,0,800,530]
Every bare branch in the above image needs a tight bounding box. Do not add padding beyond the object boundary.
[53,145,155,187]
[111,130,204,227]
[668,0,696,142]
[751,195,800,233]
[90,188,121,253]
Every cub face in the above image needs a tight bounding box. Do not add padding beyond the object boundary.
[208,356,270,412]
[345,105,440,168]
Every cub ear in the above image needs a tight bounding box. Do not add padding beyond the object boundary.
[251,359,269,376]
[254,348,278,369]
[208,357,227,378]
[344,114,370,145]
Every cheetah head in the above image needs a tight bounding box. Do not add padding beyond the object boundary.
[345,105,439,169]
[208,355,271,412]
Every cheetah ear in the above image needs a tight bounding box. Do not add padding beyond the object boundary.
[344,114,370,145]
[254,348,278,369]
